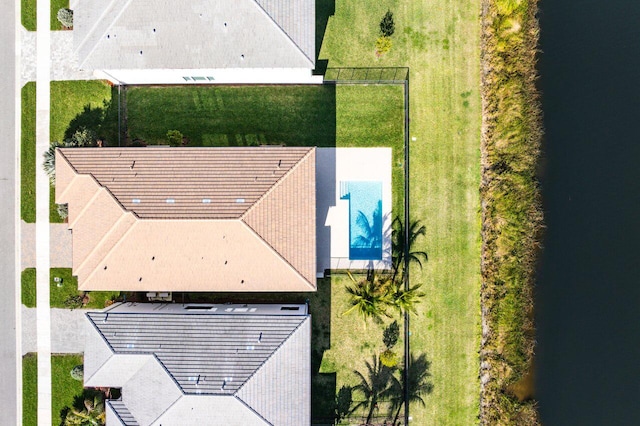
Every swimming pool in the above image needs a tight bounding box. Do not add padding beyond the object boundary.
[340,181,383,260]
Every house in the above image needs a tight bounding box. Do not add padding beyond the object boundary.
[55,146,316,292]
[73,0,321,85]
[84,302,311,425]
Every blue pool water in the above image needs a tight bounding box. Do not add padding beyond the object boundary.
[341,181,383,260]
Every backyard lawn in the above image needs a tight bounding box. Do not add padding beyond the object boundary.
[22,353,37,426]
[319,0,482,423]
[21,83,36,223]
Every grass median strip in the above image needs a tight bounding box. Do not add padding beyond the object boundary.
[22,353,37,426]
[21,83,36,223]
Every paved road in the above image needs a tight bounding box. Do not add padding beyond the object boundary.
[0,0,18,420]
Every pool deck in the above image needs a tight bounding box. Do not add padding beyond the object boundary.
[316,148,392,275]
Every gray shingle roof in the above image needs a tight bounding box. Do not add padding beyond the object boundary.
[74,0,315,70]
[107,400,139,426]
[85,303,310,425]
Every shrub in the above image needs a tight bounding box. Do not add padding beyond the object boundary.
[57,8,73,28]
[57,204,68,220]
[67,127,96,147]
[380,10,395,37]
[166,130,183,146]
[380,349,398,368]
[70,365,84,381]
[64,295,83,309]
[375,36,393,56]
[383,320,400,349]
[43,142,62,185]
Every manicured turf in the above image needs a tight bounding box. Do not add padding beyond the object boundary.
[50,80,113,144]
[22,353,37,426]
[21,0,36,31]
[320,0,482,423]
[50,268,120,309]
[50,0,69,30]
[126,85,337,147]
[22,268,37,308]
[21,83,36,223]
[51,354,84,425]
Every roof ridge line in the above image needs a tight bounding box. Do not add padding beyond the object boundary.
[248,0,315,66]
[239,221,316,290]
[234,316,309,397]
[75,0,135,69]
[240,147,314,220]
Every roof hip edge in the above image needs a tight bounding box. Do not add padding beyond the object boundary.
[234,316,310,396]
[248,0,315,66]
[240,147,315,220]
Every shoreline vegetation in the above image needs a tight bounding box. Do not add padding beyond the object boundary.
[480,0,542,424]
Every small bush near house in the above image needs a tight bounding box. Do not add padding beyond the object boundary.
[70,365,84,381]
[57,203,68,220]
[57,8,73,28]
[166,129,183,146]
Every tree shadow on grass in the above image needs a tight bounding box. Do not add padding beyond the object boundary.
[63,87,120,146]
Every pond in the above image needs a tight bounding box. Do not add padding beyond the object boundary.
[536,0,640,423]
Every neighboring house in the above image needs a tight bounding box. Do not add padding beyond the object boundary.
[84,302,310,425]
[73,0,321,84]
[55,147,316,292]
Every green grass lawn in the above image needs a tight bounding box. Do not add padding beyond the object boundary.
[21,0,69,31]
[50,80,113,144]
[22,268,37,307]
[51,354,84,425]
[22,83,36,223]
[21,0,36,31]
[50,268,120,309]
[50,0,69,30]
[22,353,37,426]
[320,0,482,423]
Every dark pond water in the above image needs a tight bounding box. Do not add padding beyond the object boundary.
[536,1,640,424]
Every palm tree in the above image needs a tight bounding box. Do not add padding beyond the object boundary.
[63,393,106,426]
[389,282,426,316]
[353,355,394,425]
[385,353,434,425]
[42,142,62,185]
[342,271,392,323]
[391,217,428,283]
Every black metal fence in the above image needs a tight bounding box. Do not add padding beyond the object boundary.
[324,67,409,84]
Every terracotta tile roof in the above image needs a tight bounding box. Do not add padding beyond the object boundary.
[55,147,316,292]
